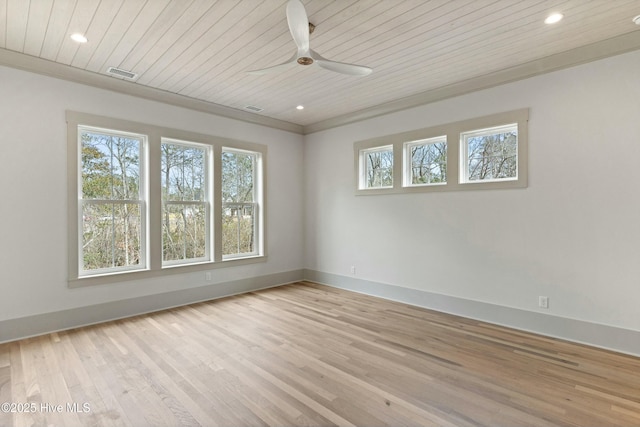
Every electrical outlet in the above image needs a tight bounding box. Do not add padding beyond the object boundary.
[350,265,356,275]
[538,296,549,309]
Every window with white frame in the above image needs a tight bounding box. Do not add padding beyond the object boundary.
[222,148,261,259]
[359,145,393,189]
[79,126,147,276]
[68,111,266,287]
[353,109,528,195]
[161,139,210,265]
[460,124,518,183]
[404,136,447,186]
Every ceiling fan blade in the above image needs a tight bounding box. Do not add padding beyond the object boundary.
[286,0,310,53]
[247,52,298,75]
[310,49,373,76]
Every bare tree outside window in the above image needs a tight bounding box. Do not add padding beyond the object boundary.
[161,141,208,264]
[363,147,393,188]
[407,139,446,185]
[222,149,257,257]
[80,130,143,272]
[464,125,517,181]
[70,114,268,284]
[354,110,527,195]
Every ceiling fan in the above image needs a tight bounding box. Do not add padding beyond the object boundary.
[248,0,373,76]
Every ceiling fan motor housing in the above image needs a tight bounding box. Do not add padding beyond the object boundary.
[247,0,372,76]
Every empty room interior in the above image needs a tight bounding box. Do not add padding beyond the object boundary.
[1,1,640,426]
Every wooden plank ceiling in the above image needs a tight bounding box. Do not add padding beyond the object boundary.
[1,0,639,130]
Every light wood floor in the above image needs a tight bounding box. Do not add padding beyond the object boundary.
[1,282,639,427]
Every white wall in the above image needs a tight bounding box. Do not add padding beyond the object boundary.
[0,65,304,321]
[2,48,640,342]
[304,49,640,332]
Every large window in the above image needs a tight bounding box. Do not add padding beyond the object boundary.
[79,127,146,275]
[222,149,260,258]
[354,109,528,194]
[161,139,210,265]
[67,112,266,286]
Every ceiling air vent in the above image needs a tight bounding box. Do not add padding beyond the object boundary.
[244,105,263,112]
[106,66,138,80]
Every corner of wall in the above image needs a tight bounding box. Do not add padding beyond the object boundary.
[303,269,640,357]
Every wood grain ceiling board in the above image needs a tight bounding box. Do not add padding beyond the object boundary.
[0,0,639,132]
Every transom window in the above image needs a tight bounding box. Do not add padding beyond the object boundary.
[359,145,393,189]
[404,136,447,186]
[461,124,517,183]
[354,109,528,195]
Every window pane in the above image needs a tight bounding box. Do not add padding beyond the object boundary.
[465,126,517,181]
[161,144,206,202]
[163,203,207,262]
[82,203,141,271]
[363,148,393,188]
[81,131,140,200]
[222,151,255,203]
[409,140,446,185]
[222,204,255,256]
[222,149,259,258]
[161,141,209,265]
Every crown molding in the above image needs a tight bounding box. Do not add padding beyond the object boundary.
[302,30,640,134]
[2,30,640,137]
[0,48,304,135]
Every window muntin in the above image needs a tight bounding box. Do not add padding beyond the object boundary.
[461,124,518,183]
[79,127,146,276]
[161,139,210,266]
[360,145,393,189]
[69,112,268,287]
[222,148,260,259]
[404,137,447,186]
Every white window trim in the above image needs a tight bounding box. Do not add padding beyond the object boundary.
[221,147,264,261]
[403,136,448,188]
[67,111,267,288]
[77,126,149,277]
[460,123,519,184]
[354,109,529,195]
[358,145,394,190]
[160,138,213,267]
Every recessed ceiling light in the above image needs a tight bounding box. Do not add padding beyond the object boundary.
[296,105,304,110]
[544,13,563,24]
[70,33,88,43]
[633,15,640,25]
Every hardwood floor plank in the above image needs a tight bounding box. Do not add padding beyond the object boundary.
[1,281,639,426]
[121,318,264,427]
[0,344,11,427]
[17,339,46,427]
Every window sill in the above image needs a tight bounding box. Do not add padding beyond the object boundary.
[69,255,267,288]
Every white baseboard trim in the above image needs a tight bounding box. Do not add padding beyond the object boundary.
[0,270,304,344]
[303,269,640,357]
